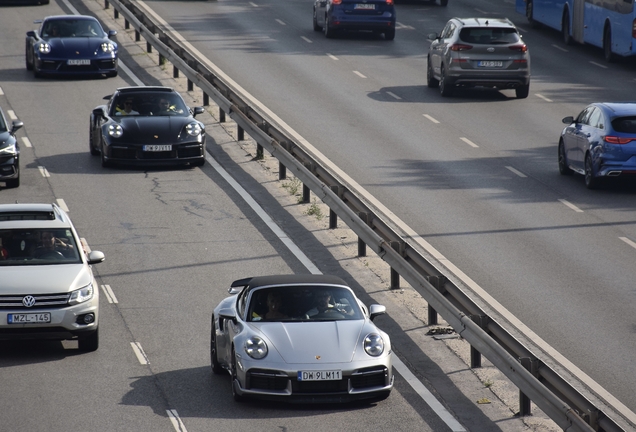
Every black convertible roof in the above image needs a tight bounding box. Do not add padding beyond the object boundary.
[231,274,349,290]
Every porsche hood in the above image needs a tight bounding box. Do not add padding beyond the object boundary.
[113,116,193,144]
[49,37,113,56]
[252,320,378,364]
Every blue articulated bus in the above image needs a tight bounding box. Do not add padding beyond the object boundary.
[516,0,636,61]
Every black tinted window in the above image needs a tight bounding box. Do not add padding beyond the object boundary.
[459,27,520,44]
[612,116,636,133]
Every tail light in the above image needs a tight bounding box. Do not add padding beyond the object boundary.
[332,0,342,4]
[450,44,472,51]
[509,44,528,52]
[386,0,394,4]
[604,136,636,144]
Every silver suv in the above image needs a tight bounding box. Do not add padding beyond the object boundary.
[427,18,530,98]
[0,203,105,352]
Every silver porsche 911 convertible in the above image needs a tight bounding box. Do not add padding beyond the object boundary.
[210,274,394,403]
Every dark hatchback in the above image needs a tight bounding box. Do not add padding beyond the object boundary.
[559,102,636,189]
[25,15,118,78]
[0,107,24,189]
[90,87,206,168]
[313,0,396,40]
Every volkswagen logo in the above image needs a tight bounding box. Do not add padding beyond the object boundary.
[22,295,36,308]
[487,47,495,52]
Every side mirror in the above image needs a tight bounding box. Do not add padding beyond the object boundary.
[10,120,24,135]
[193,107,205,117]
[93,107,107,119]
[562,116,574,124]
[87,250,105,264]
[219,308,237,323]
[369,304,386,321]
[108,30,117,39]
[427,32,439,41]
[26,30,36,38]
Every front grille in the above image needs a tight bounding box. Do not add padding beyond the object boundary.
[247,369,288,391]
[178,146,203,158]
[0,293,70,309]
[351,366,387,389]
[293,379,348,394]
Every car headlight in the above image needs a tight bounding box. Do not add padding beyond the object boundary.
[108,124,123,138]
[37,42,51,54]
[185,122,202,137]
[0,143,17,156]
[101,42,115,53]
[364,333,384,357]
[68,283,94,305]
[245,336,268,359]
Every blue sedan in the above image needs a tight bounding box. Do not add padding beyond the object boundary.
[559,102,636,189]
[313,0,396,40]
[25,15,118,78]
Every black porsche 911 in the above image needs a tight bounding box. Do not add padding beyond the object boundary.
[89,87,207,168]
[25,15,118,78]
[0,108,23,189]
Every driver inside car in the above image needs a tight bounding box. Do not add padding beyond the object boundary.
[32,231,75,259]
[306,290,353,318]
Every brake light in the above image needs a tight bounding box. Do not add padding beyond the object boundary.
[604,136,636,144]
[509,44,528,52]
[450,44,472,51]
[386,0,394,4]
[332,0,342,4]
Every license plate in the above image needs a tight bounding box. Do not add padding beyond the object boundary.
[477,61,503,68]
[354,3,375,9]
[297,370,342,381]
[67,59,91,65]
[8,313,51,324]
[143,145,172,152]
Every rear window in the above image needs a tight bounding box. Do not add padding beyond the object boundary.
[612,116,636,133]
[459,27,520,44]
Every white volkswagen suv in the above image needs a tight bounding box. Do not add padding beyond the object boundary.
[0,203,105,352]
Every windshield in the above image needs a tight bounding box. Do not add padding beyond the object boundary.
[459,27,520,44]
[248,286,363,322]
[0,228,82,266]
[42,19,105,38]
[110,93,189,117]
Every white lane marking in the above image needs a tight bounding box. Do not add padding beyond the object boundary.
[22,137,32,148]
[460,137,478,148]
[393,355,467,431]
[558,199,584,212]
[101,285,119,304]
[38,166,50,177]
[56,198,69,212]
[516,25,528,33]
[505,166,527,177]
[474,8,489,14]
[167,410,188,432]
[589,61,608,69]
[275,19,286,26]
[386,91,401,100]
[327,53,338,61]
[619,237,636,250]
[353,71,367,78]
[0,87,4,95]
[118,61,145,87]
[396,22,414,30]
[423,114,439,124]
[205,154,321,274]
[7,110,17,120]
[130,342,150,364]
[249,1,258,6]
[301,36,312,43]
[552,44,568,52]
[535,94,553,102]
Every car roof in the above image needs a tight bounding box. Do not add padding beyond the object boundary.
[453,17,515,28]
[594,102,636,116]
[43,15,99,22]
[0,203,73,229]
[115,86,176,95]
[231,274,350,291]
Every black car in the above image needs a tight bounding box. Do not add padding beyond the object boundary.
[25,15,118,78]
[89,87,207,167]
[0,107,24,189]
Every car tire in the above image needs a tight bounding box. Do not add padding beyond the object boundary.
[108,71,118,78]
[603,26,616,63]
[5,176,19,189]
[210,316,224,375]
[231,348,245,402]
[324,16,334,39]
[562,11,572,46]
[25,46,33,71]
[584,153,599,189]
[427,59,439,88]
[192,158,205,167]
[384,28,395,41]
[78,329,99,352]
[526,0,539,28]
[313,9,322,31]
[89,121,99,156]
[558,140,573,175]
[515,83,530,99]
[439,65,453,97]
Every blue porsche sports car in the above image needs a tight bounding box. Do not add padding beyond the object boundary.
[25,15,118,78]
